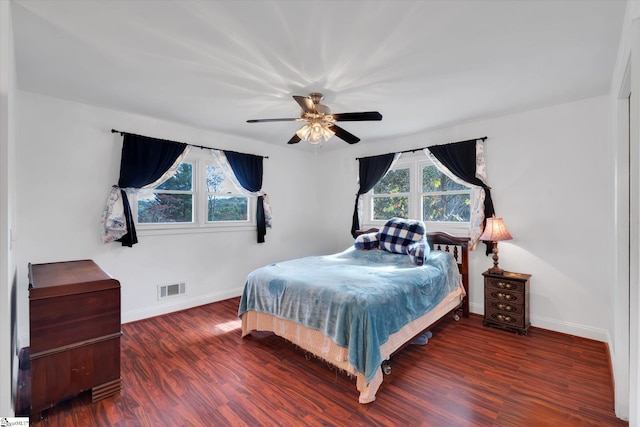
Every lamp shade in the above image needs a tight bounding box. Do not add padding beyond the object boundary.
[479,217,513,242]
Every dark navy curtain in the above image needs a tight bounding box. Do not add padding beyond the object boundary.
[428,139,495,254]
[351,153,396,237]
[224,150,267,243]
[117,134,187,247]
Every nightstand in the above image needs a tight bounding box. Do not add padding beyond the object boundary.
[483,270,531,335]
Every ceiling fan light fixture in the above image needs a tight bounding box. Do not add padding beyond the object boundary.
[296,121,334,144]
[247,92,382,146]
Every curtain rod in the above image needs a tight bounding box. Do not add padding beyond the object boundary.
[111,129,269,159]
[355,136,487,160]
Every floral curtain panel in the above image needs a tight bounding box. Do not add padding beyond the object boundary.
[425,138,494,251]
[351,153,400,237]
[213,150,272,243]
[101,133,190,246]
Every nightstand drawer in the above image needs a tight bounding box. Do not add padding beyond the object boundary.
[485,277,525,293]
[486,299,524,315]
[485,308,524,327]
[486,289,524,305]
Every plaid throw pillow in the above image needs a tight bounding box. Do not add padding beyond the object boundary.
[408,241,431,265]
[378,218,427,254]
[355,232,379,250]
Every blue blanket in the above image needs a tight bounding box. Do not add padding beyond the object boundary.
[238,247,461,384]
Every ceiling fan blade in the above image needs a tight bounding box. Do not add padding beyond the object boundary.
[293,95,317,114]
[247,118,299,123]
[329,124,360,144]
[332,111,383,122]
[287,134,301,144]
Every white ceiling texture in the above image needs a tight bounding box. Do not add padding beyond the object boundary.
[11,0,627,150]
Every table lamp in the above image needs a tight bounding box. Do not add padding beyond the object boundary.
[479,216,513,275]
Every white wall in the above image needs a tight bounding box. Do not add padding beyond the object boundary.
[317,95,614,342]
[15,91,324,346]
[0,0,18,417]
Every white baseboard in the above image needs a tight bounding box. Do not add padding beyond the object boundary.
[469,302,610,342]
[121,287,244,324]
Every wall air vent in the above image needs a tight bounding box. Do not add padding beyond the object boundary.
[158,282,186,300]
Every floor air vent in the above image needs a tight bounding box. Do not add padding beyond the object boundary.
[158,282,186,300]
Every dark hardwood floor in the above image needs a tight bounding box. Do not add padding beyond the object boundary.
[19,297,627,426]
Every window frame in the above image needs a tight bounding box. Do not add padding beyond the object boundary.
[131,149,256,236]
[362,152,472,236]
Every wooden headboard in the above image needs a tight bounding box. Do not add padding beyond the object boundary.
[357,229,470,318]
[427,231,470,318]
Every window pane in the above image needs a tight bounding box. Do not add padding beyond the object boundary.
[422,194,470,222]
[138,193,193,223]
[373,196,409,220]
[373,168,410,194]
[207,165,239,193]
[422,165,467,192]
[208,196,248,221]
[156,163,193,191]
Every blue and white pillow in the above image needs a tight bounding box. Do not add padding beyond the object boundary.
[407,241,431,265]
[377,218,427,254]
[355,232,379,250]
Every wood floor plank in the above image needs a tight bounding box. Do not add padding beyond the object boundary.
[22,297,627,426]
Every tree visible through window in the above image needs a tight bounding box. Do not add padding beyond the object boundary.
[135,152,251,227]
[422,165,471,222]
[372,168,410,220]
[367,157,471,226]
[138,163,193,223]
[206,165,248,222]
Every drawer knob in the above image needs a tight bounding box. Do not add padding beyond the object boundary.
[497,282,513,290]
[495,314,513,322]
[496,292,514,300]
[496,303,514,311]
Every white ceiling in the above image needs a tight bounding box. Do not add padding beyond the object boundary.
[11,0,627,149]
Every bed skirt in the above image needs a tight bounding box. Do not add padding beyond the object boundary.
[241,282,465,403]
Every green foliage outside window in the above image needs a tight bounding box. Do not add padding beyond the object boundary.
[422,165,470,222]
[372,168,410,220]
[371,164,471,223]
[138,163,193,223]
[208,196,248,221]
[206,165,248,222]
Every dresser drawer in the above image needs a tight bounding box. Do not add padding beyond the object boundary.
[30,333,120,412]
[485,277,525,293]
[485,307,525,328]
[486,289,524,306]
[30,288,120,354]
[486,299,524,315]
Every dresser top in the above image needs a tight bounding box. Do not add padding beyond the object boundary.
[29,259,119,299]
[482,270,531,280]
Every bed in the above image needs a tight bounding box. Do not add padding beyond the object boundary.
[239,220,469,404]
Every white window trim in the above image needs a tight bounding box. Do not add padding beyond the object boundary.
[361,152,471,237]
[131,150,256,236]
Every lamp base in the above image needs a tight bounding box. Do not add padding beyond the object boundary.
[486,266,505,275]
[488,241,504,275]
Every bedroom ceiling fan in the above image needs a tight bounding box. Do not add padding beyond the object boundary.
[247,93,382,145]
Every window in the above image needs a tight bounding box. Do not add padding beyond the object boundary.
[206,164,248,222]
[421,164,471,222]
[365,153,472,233]
[372,168,410,220]
[133,149,253,232]
[138,162,194,224]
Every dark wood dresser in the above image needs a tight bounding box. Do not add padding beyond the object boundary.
[28,259,121,417]
[483,270,531,335]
